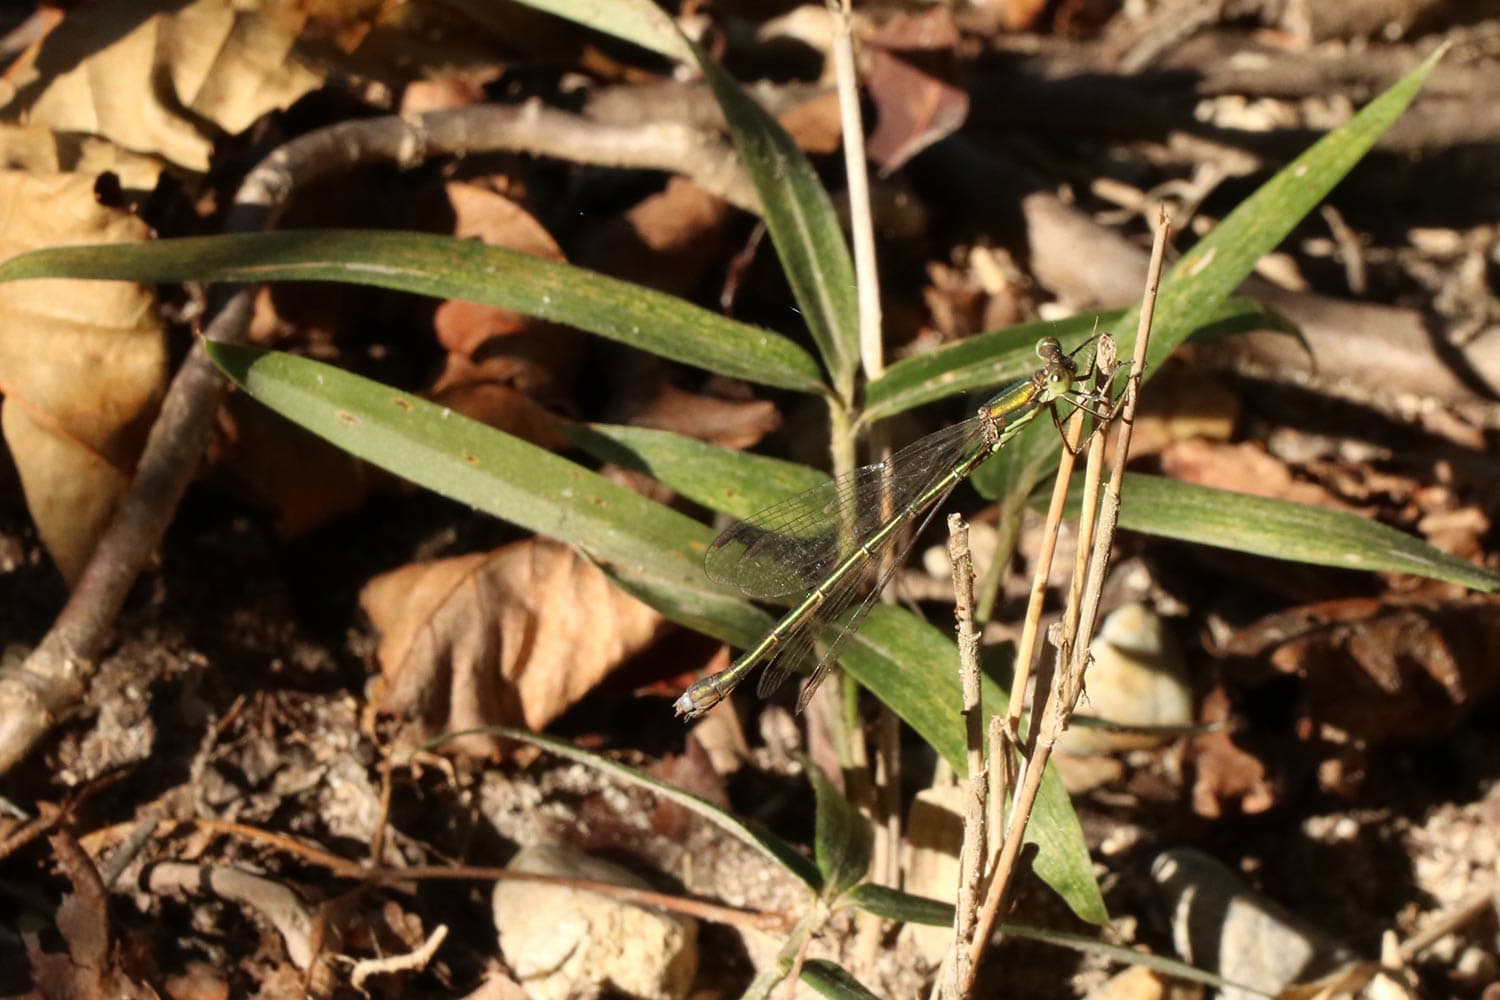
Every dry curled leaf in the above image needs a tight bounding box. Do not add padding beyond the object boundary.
[1201,596,1500,800]
[1234,597,1500,744]
[0,122,164,194]
[1001,0,1051,32]
[576,177,735,301]
[625,382,781,452]
[430,181,581,416]
[1190,686,1278,818]
[436,182,569,359]
[30,833,157,1000]
[363,539,665,754]
[425,370,571,452]
[2,0,324,172]
[0,171,167,583]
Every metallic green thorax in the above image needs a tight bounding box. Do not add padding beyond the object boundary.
[674,337,1082,721]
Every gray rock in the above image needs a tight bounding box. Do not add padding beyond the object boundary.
[1152,848,1354,1000]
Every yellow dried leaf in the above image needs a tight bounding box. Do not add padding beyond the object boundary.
[0,123,164,194]
[0,171,167,582]
[4,0,324,172]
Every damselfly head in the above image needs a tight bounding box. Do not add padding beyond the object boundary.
[1043,366,1075,400]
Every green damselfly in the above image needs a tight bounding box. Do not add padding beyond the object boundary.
[674,335,1113,721]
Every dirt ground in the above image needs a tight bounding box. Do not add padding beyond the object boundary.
[2,1,1499,998]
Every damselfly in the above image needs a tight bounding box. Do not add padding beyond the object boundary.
[674,335,1113,721]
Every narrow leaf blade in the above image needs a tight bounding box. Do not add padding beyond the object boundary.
[690,45,860,393]
[1129,46,1448,377]
[1114,473,1500,592]
[864,297,1287,424]
[505,0,692,61]
[974,49,1444,502]
[474,726,822,888]
[566,423,827,521]
[800,960,882,999]
[863,313,1120,424]
[840,606,1108,925]
[843,884,952,926]
[808,759,873,898]
[844,886,1259,993]
[204,343,763,644]
[0,230,824,393]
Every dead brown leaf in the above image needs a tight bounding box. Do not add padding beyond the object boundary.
[1190,686,1278,818]
[161,961,230,1000]
[1160,438,1351,510]
[777,89,845,155]
[1126,367,1240,458]
[1416,504,1488,563]
[431,181,581,408]
[0,171,167,583]
[213,394,372,537]
[864,7,968,172]
[646,736,732,840]
[426,367,571,451]
[1206,596,1500,798]
[1244,598,1500,743]
[364,539,665,754]
[625,382,781,451]
[566,178,781,450]
[438,181,568,359]
[1002,0,1052,32]
[575,177,735,300]
[30,833,158,1000]
[2,0,325,172]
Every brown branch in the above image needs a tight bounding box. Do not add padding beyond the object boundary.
[0,103,760,775]
[970,28,1500,157]
[941,514,985,999]
[79,814,795,934]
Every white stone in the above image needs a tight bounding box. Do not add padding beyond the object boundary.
[1060,603,1193,756]
[492,843,697,1000]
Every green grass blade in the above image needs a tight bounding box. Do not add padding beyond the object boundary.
[469,726,822,889]
[975,46,1445,502]
[845,886,1257,993]
[800,960,882,999]
[863,297,1288,425]
[204,343,1103,921]
[863,313,1121,425]
[841,606,1108,925]
[690,43,860,396]
[205,342,763,645]
[999,924,1263,994]
[808,759,873,899]
[207,346,834,892]
[1128,45,1448,376]
[842,884,952,926]
[1114,473,1500,592]
[566,423,827,521]
[504,0,692,62]
[0,230,824,394]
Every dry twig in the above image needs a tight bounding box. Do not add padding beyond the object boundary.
[0,103,764,775]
